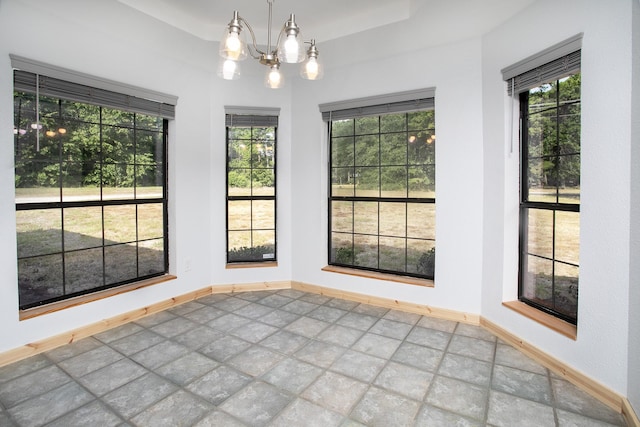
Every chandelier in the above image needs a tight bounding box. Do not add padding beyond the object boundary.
[217,0,323,88]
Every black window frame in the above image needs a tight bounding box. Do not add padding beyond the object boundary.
[518,74,581,325]
[225,113,278,264]
[327,107,436,280]
[13,70,172,311]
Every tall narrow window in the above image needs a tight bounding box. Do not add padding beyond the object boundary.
[12,57,176,310]
[320,89,436,280]
[503,35,582,324]
[225,108,278,264]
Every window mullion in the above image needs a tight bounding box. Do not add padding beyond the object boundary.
[14,76,169,310]
[328,109,435,279]
[404,113,410,273]
[226,120,278,263]
[516,66,580,324]
[551,210,557,312]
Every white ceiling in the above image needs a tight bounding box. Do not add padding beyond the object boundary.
[117,0,535,44]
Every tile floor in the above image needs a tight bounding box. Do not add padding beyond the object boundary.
[0,289,627,426]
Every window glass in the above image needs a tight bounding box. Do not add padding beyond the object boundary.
[14,79,168,310]
[329,110,435,280]
[226,119,277,263]
[519,72,580,324]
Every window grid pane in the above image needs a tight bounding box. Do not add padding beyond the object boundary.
[329,110,435,280]
[519,72,580,324]
[14,87,168,310]
[226,121,277,263]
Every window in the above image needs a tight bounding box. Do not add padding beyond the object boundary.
[503,35,582,324]
[12,56,176,310]
[321,89,436,280]
[225,107,279,264]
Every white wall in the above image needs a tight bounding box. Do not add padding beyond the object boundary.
[481,0,633,395]
[0,0,636,413]
[628,0,640,414]
[290,37,485,315]
[210,69,294,286]
[0,0,294,353]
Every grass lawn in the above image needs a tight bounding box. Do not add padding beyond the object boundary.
[16,186,165,307]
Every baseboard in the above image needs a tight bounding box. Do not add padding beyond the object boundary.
[209,280,292,294]
[0,278,636,426]
[623,397,640,427]
[297,281,637,422]
[480,317,626,413]
[291,281,480,324]
[0,281,289,368]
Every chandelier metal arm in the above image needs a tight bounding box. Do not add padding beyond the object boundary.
[235,14,284,65]
[218,0,323,85]
[273,22,288,55]
[234,14,264,60]
[267,0,273,53]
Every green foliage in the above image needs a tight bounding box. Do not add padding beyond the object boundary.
[334,247,354,264]
[253,169,274,187]
[330,111,435,192]
[14,92,163,190]
[228,170,250,188]
[228,245,275,262]
[416,247,436,278]
[526,73,581,189]
[227,125,276,189]
[530,272,578,318]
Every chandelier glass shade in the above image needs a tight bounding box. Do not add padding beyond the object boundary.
[217,0,323,88]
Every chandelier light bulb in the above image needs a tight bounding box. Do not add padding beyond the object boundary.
[271,71,280,84]
[283,35,299,63]
[225,33,242,60]
[300,40,323,80]
[223,59,237,80]
[219,12,247,61]
[219,2,322,87]
[269,68,281,85]
[304,57,319,79]
[266,65,283,89]
[218,58,240,80]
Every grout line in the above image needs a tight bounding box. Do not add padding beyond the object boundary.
[482,334,499,426]
[548,366,561,427]
[1,289,626,426]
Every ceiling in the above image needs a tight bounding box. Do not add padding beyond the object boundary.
[117,0,535,44]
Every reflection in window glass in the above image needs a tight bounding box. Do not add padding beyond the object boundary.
[14,74,169,310]
[329,110,436,279]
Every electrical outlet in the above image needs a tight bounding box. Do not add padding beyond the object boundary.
[184,258,192,272]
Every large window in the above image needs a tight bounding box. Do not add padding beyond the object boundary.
[321,90,436,280]
[226,108,278,264]
[503,35,582,324]
[12,56,175,310]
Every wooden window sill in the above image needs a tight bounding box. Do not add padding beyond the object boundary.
[19,274,177,321]
[226,261,278,269]
[503,300,577,340]
[322,265,434,287]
